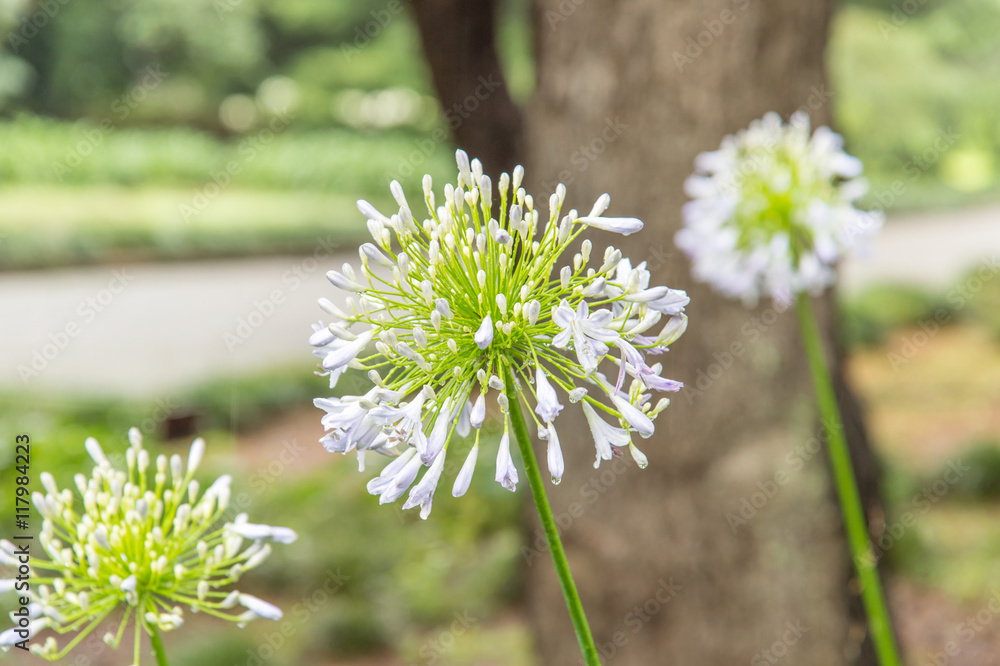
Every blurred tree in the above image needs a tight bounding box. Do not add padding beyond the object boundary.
[410,0,523,178]
[412,0,893,664]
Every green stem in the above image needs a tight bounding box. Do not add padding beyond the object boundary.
[795,293,901,666]
[504,366,601,666]
[148,622,170,666]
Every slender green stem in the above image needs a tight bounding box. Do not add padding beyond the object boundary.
[795,293,901,666]
[504,366,600,666]
[147,622,170,666]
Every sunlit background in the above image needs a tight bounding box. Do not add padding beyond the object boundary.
[1,0,999,663]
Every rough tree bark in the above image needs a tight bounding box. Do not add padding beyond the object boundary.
[521,1,890,664]
[410,0,892,662]
[409,0,524,177]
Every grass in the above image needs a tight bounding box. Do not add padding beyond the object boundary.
[0,185,376,269]
[0,117,456,193]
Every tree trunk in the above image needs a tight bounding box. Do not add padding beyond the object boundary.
[521,1,888,664]
[409,0,524,177]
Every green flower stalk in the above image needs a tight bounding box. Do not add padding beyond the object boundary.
[678,113,901,666]
[310,150,691,665]
[0,429,296,665]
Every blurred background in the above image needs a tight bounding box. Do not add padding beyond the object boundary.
[1,0,999,664]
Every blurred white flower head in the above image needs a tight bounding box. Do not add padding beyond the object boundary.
[311,150,690,518]
[0,429,294,662]
[675,111,883,306]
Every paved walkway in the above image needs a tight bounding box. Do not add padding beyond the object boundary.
[1,254,352,396]
[840,202,1000,291]
[1,204,997,396]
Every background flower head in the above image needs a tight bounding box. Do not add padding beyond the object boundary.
[675,111,883,305]
[311,150,689,517]
[0,429,294,662]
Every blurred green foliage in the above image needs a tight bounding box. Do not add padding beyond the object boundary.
[832,0,1000,205]
[0,116,456,190]
[0,0,533,130]
[0,0,994,270]
[838,266,1000,349]
[838,283,953,348]
[880,439,1000,600]
[0,0,992,204]
[944,441,1000,501]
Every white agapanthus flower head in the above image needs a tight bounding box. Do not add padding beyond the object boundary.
[311,150,690,519]
[0,429,295,662]
[675,111,883,306]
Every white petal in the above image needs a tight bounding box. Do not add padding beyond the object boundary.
[187,438,205,474]
[326,270,364,293]
[238,593,283,621]
[229,523,298,544]
[629,443,649,469]
[475,315,494,349]
[611,394,655,438]
[546,425,564,484]
[495,432,518,492]
[360,242,394,268]
[578,216,643,235]
[85,437,107,465]
[452,444,479,498]
[357,199,389,223]
[589,193,611,217]
[470,394,487,429]
[533,368,564,423]
[655,314,689,346]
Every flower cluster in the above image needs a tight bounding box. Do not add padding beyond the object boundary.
[311,150,689,519]
[675,111,883,305]
[0,429,295,663]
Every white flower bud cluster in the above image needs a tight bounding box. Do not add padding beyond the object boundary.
[312,150,690,517]
[676,111,884,305]
[0,429,295,663]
